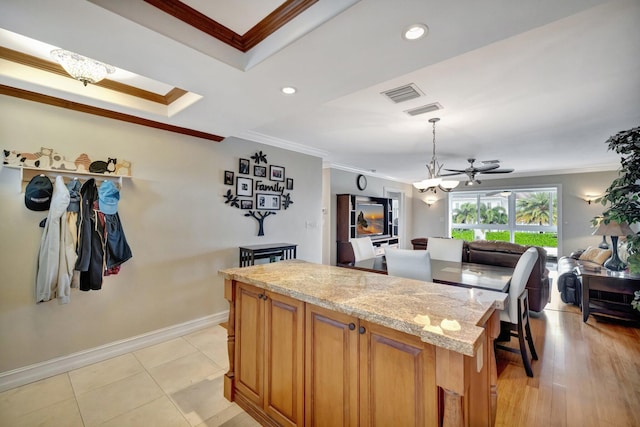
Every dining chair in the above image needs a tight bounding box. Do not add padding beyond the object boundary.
[351,237,377,262]
[385,248,433,282]
[426,237,463,262]
[495,247,539,377]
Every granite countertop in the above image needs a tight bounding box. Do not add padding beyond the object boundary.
[219,259,507,357]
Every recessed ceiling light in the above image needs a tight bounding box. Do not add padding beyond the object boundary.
[281,86,297,95]
[403,24,428,41]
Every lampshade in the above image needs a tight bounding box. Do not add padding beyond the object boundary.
[413,177,442,190]
[439,180,460,190]
[50,49,115,86]
[591,220,633,237]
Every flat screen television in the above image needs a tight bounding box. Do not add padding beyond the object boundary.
[355,202,386,237]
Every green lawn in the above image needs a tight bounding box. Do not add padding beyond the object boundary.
[450,229,557,247]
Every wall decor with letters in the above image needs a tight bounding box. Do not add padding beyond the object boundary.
[222,150,294,236]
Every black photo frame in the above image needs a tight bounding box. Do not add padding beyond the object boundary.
[286,178,293,190]
[256,193,281,210]
[241,200,253,210]
[270,165,285,182]
[239,158,250,175]
[236,177,253,197]
[254,165,267,177]
[224,170,234,185]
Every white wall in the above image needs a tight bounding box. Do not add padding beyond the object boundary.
[0,96,323,373]
[411,171,618,256]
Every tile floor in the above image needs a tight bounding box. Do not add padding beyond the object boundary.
[0,325,260,427]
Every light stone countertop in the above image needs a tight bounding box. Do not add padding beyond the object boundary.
[219,259,507,356]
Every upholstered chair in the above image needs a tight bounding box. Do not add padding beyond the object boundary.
[385,248,433,282]
[426,237,463,262]
[496,247,539,377]
[350,237,376,262]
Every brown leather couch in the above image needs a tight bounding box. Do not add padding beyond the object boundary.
[411,238,551,312]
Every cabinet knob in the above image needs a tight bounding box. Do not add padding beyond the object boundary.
[348,322,356,331]
[258,293,265,300]
[359,326,366,334]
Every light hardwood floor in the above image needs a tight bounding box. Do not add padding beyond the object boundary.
[495,272,640,427]
[2,272,639,426]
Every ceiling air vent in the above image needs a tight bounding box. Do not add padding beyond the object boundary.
[404,102,443,116]
[381,83,423,103]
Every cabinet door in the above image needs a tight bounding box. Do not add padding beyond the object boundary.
[305,304,359,427]
[235,283,265,405]
[264,291,305,427]
[359,320,438,427]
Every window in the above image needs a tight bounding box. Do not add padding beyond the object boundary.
[449,188,558,251]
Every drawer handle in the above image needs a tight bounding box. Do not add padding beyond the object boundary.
[359,326,366,334]
[348,322,356,331]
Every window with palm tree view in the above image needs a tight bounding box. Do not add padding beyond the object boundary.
[449,188,558,255]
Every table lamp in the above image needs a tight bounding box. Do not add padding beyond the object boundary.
[592,220,633,271]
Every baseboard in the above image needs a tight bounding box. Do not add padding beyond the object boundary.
[0,310,229,393]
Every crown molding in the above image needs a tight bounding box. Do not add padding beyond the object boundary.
[236,130,328,158]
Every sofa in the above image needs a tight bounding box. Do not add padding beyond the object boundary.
[411,238,551,312]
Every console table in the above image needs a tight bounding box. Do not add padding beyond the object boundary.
[577,263,640,323]
[238,243,297,267]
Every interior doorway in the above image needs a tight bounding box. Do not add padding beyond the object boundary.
[384,189,405,248]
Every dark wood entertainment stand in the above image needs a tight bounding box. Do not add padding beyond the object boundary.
[577,263,640,324]
[336,194,398,264]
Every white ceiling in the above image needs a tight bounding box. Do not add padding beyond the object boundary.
[1,0,639,184]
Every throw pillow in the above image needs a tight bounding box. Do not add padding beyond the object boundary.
[579,246,612,265]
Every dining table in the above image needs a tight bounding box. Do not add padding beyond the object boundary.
[349,256,514,293]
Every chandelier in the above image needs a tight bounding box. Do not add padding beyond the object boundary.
[50,49,115,86]
[412,118,459,193]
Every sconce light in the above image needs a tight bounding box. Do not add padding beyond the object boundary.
[584,194,599,205]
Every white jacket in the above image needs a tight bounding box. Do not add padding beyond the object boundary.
[36,176,77,303]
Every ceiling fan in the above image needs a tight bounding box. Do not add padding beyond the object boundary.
[441,158,514,186]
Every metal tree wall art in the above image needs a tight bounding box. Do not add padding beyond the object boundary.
[223,151,294,236]
[251,151,268,164]
[244,211,276,236]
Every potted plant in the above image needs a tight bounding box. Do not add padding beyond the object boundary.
[595,125,640,280]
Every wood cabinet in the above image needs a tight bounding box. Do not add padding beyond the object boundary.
[224,275,499,427]
[305,304,438,426]
[336,194,399,264]
[577,265,640,323]
[234,282,305,427]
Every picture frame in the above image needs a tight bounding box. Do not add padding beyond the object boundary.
[256,193,281,210]
[286,178,294,190]
[236,177,253,197]
[270,165,285,182]
[224,170,234,185]
[239,158,250,175]
[254,165,267,177]
[240,200,253,210]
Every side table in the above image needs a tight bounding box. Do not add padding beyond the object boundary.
[239,243,297,267]
[576,262,640,323]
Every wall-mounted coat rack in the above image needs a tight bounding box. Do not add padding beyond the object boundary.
[3,165,130,192]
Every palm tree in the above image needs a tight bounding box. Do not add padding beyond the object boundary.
[452,202,477,224]
[481,205,508,224]
[516,192,556,225]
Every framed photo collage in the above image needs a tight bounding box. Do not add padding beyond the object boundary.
[225,155,293,211]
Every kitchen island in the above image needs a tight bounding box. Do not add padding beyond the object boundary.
[219,260,507,427]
